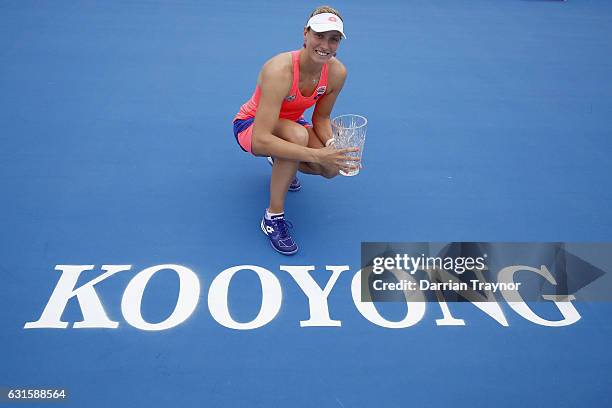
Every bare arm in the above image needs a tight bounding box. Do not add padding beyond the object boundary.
[251,57,319,162]
[312,59,347,145]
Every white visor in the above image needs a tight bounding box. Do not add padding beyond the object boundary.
[307,13,346,39]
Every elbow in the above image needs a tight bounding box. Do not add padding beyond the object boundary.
[251,132,271,157]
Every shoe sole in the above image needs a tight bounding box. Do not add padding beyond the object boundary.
[260,219,299,255]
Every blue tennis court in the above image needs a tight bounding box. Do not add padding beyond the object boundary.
[2,1,612,406]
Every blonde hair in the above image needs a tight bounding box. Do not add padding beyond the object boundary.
[308,5,343,22]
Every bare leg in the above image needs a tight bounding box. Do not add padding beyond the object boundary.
[298,126,339,179]
[268,120,309,213]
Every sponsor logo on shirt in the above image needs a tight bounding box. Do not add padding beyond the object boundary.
[284,94,296,102]
[314,86,327,100]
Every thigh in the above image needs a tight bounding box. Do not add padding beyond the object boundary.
[271,119,310,146]
[267,119,323,149]
[305,126,325,149]
[252,119,308,156]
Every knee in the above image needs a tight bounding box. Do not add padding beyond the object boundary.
[286,126,309,147]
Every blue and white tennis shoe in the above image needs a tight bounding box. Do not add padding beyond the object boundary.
[260,211,298,255]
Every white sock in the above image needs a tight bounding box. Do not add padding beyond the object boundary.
[265,209,284,220]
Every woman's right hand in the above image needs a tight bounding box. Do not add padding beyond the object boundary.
[315,145,360,174]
